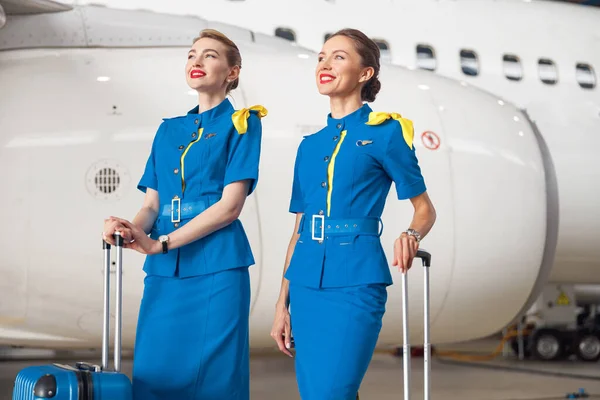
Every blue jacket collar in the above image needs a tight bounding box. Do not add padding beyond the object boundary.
[186,97,234,123]
[326,103,372,130]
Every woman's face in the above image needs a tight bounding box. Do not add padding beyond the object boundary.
[316,35,370,99]
[185,37,237,94]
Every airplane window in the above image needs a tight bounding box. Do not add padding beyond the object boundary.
[460,49,479,77]
[538,59,558,85]
[576,63,596,89]
[275,27,296,42]
[416,44,436,71]
[373,39,389,51]
[503,54,523,81]
[373,39,391,63]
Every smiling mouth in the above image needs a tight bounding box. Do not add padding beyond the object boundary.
[319,74,335,84]
[190,69,206,79]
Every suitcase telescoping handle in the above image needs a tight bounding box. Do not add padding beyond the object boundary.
[102,232,124,373]
[401,248,432,400]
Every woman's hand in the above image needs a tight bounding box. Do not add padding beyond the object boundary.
[393,233,419,273]
[107,217,160,255]
[271,304,293,358]
[103,217,130,245]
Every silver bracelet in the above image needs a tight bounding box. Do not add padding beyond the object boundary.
[403,229,422,243]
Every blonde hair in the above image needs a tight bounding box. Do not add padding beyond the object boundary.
[192,29,241,93]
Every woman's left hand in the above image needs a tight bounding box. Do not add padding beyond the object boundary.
[393,233,419,273]
[109,217,160,255]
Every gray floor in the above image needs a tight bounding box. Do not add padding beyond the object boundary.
[2,350,599,399]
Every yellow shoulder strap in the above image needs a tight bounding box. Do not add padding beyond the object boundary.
[232,105,268,134]
[365,111,414,150]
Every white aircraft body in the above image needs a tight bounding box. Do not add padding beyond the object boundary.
[71,0,600,286]
[0,2,577,351]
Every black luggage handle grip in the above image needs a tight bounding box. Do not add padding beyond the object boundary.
[76,362,101,372]
[416,249,431,267]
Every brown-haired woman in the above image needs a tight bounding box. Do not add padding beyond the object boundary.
[103,29,267,400]
[270,28,436,398]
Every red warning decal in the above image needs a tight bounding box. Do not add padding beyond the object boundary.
[421,131,440,150]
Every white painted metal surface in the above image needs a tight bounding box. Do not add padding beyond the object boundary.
[83,0,600,285]
[0,5,554,350]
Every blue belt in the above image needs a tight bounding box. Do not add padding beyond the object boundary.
[302,214,383,241]
[161,198,214,222]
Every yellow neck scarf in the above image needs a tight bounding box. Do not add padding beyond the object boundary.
[366,112,414,150]
[232,105,268,134]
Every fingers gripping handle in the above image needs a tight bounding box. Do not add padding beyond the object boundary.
[402,249,432,400]
[102,232,124,373]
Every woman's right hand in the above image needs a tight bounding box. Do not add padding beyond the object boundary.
[271,304,293,357]
[102,216,131,245]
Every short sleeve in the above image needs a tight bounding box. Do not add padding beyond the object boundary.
[382,124,427,200]
[223,112,263,195]
[137,123,163,193]
[289,142,305,213]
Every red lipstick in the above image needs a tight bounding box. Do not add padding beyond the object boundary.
[319,73,335,84]
[190,69,206,79]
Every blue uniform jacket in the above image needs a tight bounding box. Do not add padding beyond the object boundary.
[285,103,426,288]
[137,98,266,278]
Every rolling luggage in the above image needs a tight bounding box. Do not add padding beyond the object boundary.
[13,233,132,400]
[401,249,432,400]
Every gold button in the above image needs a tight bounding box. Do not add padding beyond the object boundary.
[324,156,329,162]
[173,195,179,199]
[319,210,324,215]
[179,145,184,150]
[174,168,179,174]
[333,136,338,141]
[336,123,342,129]
[192,132,197,138]
[174,222,180,228]
[194,119,199,124]
[321,182,326,188]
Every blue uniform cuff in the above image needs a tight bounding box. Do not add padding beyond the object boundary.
[289,200,304,213]
[224,174,258,195]
[396,179,426,200]
[137,179,157,193]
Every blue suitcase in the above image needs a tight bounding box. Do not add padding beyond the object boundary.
[13,234,133,400]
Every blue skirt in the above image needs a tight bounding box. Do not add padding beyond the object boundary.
[289,283,387,399]
[132,267,250,400]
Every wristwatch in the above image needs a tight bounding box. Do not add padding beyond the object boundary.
[158,235,170,254]
[403,229,422,243]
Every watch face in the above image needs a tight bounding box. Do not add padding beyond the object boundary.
[158,235,168,243]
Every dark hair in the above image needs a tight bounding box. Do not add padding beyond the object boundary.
[192,29,241,93]
[328,28,381,102]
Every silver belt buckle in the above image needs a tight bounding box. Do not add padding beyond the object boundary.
[171,198,181,223]
[311,215,324,241]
